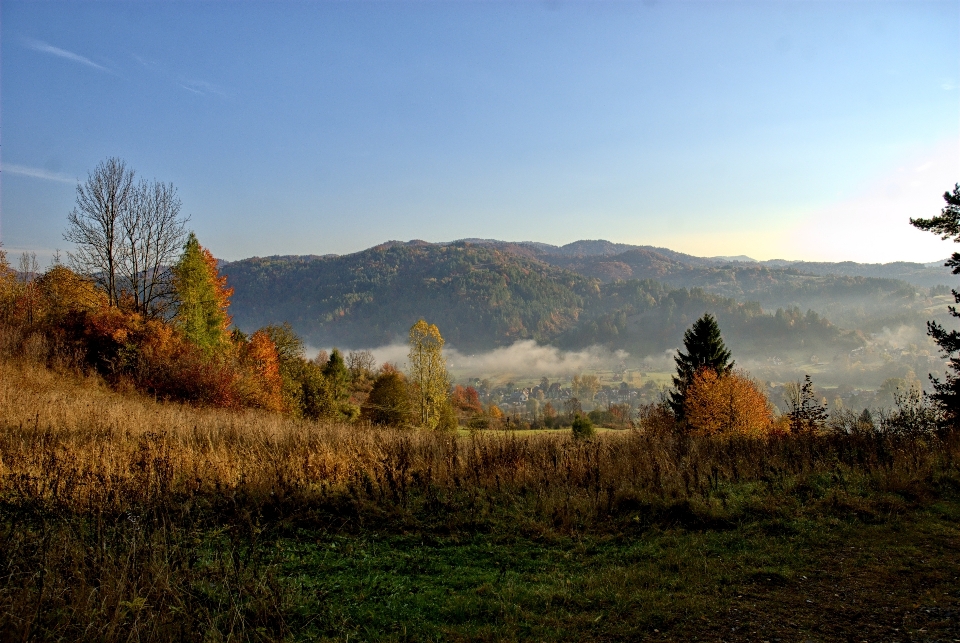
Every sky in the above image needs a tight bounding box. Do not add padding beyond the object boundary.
[2,0,959,266]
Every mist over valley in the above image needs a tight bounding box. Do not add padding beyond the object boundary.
[222,238,953,409]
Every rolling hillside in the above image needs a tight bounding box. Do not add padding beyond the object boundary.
[223,241,595,352]
[221,240,889,361]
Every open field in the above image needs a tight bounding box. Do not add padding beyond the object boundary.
[1,358,959,641]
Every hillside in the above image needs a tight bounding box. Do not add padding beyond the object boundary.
[223,241,595,352]
[453,240,950,335]
[223,241,879,365]
[462,238,954,289]
[558,279,865,360]
[758,259,952,288]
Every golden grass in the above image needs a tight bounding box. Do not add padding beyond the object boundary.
[2,357,960,641]
[1,355,957,529]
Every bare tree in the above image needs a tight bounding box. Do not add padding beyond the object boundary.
[65,158,135,306]
[64,158,188,315]
[17,252,40,325]
[347,349,377,379]
[119,179,188,316]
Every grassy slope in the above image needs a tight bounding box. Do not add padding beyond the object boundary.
[274,500,960,641]
[2,359,959,641]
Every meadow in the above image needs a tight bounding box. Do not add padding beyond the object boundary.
[1,356,959,641]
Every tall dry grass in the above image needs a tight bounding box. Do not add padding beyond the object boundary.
[1,356,959,641]
[2,357,958,526]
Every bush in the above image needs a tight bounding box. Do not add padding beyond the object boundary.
[588,408,613,427]
[571,414,595,440]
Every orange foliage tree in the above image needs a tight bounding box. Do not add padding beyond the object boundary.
[238,330,286,412]
[683,368,773,436]
[451,385,482,415]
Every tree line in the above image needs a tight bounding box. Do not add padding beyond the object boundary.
[2,157,955,434]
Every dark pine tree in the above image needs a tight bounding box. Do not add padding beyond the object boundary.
[669,313,734,420]
[910,184,960,426]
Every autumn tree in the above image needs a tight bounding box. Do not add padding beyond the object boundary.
[670,313,734,420]
[171,233,233,353]
[542,401,558,427]
[910,184,960,424]
[0,246,18,322]
[451,384,483,420]
[572,373,601,402]
[16,253,40,326]
[683,368,773,436]
[609,403,634,429]
[37,264,107,324]
[407,319,450,429]
[242,330,286,412]
[255,322,329,418]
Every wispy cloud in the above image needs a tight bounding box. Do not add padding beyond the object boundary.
[23,38,110,73]
[179,79,228,97]
[132,54,156,68]
[2,164,76,184]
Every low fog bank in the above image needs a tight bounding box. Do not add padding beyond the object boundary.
[362,340,632,381]
[311,322,949,395]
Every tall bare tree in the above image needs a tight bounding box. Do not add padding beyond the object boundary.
[64,158,188,315]
[65,158,135,306]
[119,179,188,316]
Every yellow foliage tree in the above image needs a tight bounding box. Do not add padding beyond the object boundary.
[407,319,449,429]
[683,368,773,436]
[0,247,19,322]
[37,265,108,323]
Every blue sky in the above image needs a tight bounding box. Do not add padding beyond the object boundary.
[2,1,958,264]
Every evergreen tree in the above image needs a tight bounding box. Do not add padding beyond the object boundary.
[171,233,233,353]
[323,348,351,404]
[910,184,960,426]
[669,313,734,420]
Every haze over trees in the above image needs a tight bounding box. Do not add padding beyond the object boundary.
[217,240,945,393]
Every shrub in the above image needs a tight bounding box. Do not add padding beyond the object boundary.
[571,414,595,440]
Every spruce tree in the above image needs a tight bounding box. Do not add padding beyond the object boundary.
[323,348,351,405]
[669,313,733,420]
[910,184,960,426]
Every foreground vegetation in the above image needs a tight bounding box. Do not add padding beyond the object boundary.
[2,167,958,639]
[2,357,958,641]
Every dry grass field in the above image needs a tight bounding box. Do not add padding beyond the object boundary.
[1,356,959,641]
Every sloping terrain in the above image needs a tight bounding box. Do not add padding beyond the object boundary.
[223,241,595,352]
[222,241,875,364]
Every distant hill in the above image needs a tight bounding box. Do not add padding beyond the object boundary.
[452,238,953,288]
[221,240,891,361]
[757,259,952,288]
[222,242,595,352]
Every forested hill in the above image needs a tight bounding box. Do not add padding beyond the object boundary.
[462,239,952,289]
[222,242,596,352]
[222,241,874,357]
